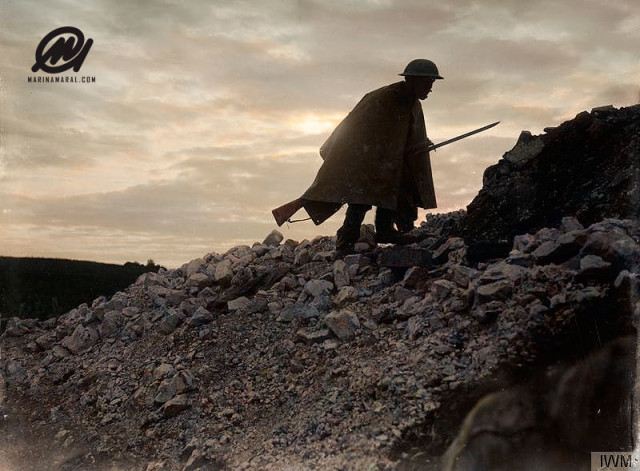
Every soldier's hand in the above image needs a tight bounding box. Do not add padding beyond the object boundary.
[426,138,435,150]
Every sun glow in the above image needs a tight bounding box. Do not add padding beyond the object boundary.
[292,114,340,135]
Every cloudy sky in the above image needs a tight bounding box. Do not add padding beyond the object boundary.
[1,0,639,267]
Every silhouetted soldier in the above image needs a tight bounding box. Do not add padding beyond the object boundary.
[300,59,442,255]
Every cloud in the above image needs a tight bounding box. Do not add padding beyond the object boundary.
[1,0,639,265]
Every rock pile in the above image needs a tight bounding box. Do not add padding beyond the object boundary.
[462,104,640,243]
[2,214,638,470]
[1,105,639,470]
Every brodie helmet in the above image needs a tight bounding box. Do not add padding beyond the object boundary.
[399,59,443,79]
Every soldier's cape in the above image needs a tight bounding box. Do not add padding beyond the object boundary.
[278,81,437,225]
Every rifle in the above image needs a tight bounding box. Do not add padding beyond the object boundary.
[272,198,305,227]
[405,121,500,156]
[271,121,500,226]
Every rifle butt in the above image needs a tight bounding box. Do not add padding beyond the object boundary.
[272,198,305,226]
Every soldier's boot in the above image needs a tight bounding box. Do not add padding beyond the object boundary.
[335,204,370,256]
[375,208,418,244]
[335,225,360,256]
[395,200,418,234]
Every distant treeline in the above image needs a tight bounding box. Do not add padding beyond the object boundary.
[0,257,163,323]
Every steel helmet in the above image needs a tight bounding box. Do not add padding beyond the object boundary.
[399,59,443,79]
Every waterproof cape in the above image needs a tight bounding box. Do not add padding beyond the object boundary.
[275,81,436,226]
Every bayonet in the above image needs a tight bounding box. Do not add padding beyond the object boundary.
[407,121,500,156]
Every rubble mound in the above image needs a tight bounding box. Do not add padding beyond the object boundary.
[462,104,640,243]
[1,106,639,470]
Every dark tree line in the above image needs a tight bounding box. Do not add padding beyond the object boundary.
[0,257,163,323]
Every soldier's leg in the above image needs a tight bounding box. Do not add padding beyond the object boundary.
[374,207,397,236]
[376,207,417,244]
[395,195,418,233]
[396,160,420,233]
[336,204,370,254]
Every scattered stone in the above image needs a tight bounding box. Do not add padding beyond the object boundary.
[430,279,458,302]
[474,280,513,304]
[159,309,184,334]
[502,130,545,168]
[4,317,30,337]
[358,224,377,250]
[295,328,333,345]
[332,260,351,289]
[335,286,358,306]
[303,279,334,299]
[581,229,640,269]
[432,237,465,264]
[186,273,213,289]
[61,324,100,354]
[34,332,56,351]
[379,246,433,268]
[323,310,360,341]
[153,364,176,381]
[154,379,177,405]
[505,251,536,268]
[182,448,210,471]
[161,395,191,418]
[406,316,428,340]
[560,216,584,232]
[294,248,312,266]
[322,339,340,350]
[344,254,371,268]
[188,307,214,326]
[263,229,284,247]
[532,238,578,265]
[137,272,167,289]
[577,254,613,280]
[214,259,234,286]
[227,296,251,312]
[173,370,195,394]
[394,286,415,304]
[277,303,320,323]
[185,258,205,277]
[402,266,430,289]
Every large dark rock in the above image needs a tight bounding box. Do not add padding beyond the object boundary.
[442,336,636,471]
[461,105,640,243]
